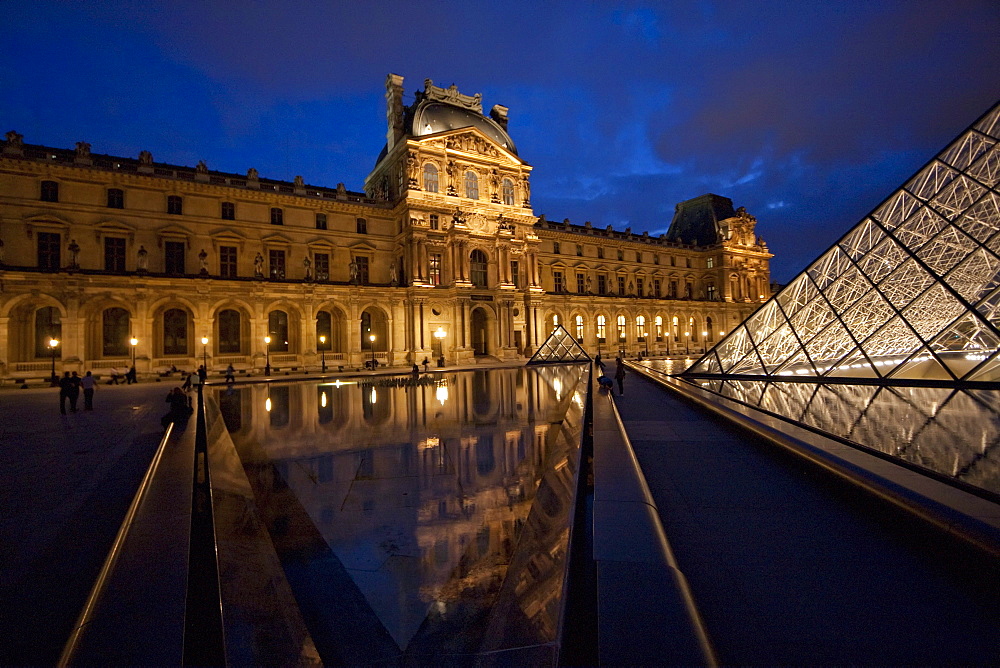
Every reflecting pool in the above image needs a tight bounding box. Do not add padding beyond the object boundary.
[637,360,1000,499]
[211,364,588,665]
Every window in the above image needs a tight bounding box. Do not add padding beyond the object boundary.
[690,318,698,342]
[553,271,564,292]
[315,213,327,229]
[685,282,693,299]
[102,308,130,357]
[356,217,367,234]
[655,316,663,341]
[654,254,660,265]
[575,315,584,341]
[598,274,607,295]
[617,315,626,343]
[41,180,59,202]
[598,247,604,259]
[636,316,646,342]
[221,201,235,220]
[707,257,715,269]
[41,181,59,202]
[424,164,439,193]
[34,307,62,358]
[617,276,625,294]
[464,171,479,199]
[270,207,283,225]
[669,280,678,298]
[673,316,680,341]
[637,278,644,297]
[314,253,329,281]
[686,257,692,268]
[654,279,661,297]
[220,246,237,278]
[107,188,124,209]
[267,311,289,352]
[617,249,624,261]
[269,249,286,279]
[429,253,442,285]
[354,255,370,284]
[316,311,332,350]
[165,241,185,274]
[218,309,241,353]
[707,284,717,301]
[502,178,515,205]
[167,195,182,215]
[577,272,586,293]
[553,241,560,254]
[470,249,488,288]
[576,244,583,256]
[596,315,606,343]
[104,237,126,272]
[38,232,61,270]
[163,308,188,355]
[670,256,676,266]
[636,251,642,262]
[511,260,520,288]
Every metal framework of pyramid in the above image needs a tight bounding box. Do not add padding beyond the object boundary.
[527,324,591,364]
[687,100,1000,384]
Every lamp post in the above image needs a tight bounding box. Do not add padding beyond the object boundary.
[319,335,327,373]
[684,331,690,356]
[434,327,446,367]
[201,336,209,370]
[618,335,625,358]
[701,331,707,354]
[369,333,376,370]
[49,337,59,385]
[264,335,271,376]
[643,328,649,357]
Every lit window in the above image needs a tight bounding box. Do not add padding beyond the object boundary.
[655,316,663,341]
[575,315,584,341]
[502,178,515,205]
[268,249,286,279]
[707,257,715,269]
[636,316,646,341]
[596,315,606,342]
[424,164,439,193]
[464,171,479,199]
[617,315,626,342]
[429,253,442,285]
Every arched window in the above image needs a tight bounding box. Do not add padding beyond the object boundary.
[617,315,626,343]
[502,178,515,205]
[163,308,188,355]
[317,311,332,350]
[596,315,606,343]
[268,310,289,352]
[672,316,679,341]
[706,317,714,342]
[102,307,130,357]
[655,315,663,341]
[575,315,584,341]
[424,163,439,193]
[464,171,479,200]
[470,249,488,287]
[551,314,560,331]
[636,315,646,342]
[34,307,62,357]
[689,317,698,342]
[218,309,241,353]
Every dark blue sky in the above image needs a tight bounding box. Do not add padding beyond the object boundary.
[3,1,999,282]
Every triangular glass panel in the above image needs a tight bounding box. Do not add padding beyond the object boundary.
[684,99,1000,385]
[527,324,590,364]
[964,349,1000,383]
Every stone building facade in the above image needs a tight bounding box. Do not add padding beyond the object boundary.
[0,75,771,381]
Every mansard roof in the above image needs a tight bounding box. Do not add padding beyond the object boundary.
[664,193,737,246]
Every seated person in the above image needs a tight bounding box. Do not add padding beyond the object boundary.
[597,375,614,391]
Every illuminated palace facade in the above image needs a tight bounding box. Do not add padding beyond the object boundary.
[0,75,771,380]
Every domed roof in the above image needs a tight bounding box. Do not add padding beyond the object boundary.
[411,102,517,155]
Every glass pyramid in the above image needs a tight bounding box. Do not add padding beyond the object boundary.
[527,324,591,364]
[687,100,1000,384]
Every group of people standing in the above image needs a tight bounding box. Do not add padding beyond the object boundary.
[57,370,98,413]
[595,353,627,396]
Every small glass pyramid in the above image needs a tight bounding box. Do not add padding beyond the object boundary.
[687,100,1000,383]
[527,324,591,364]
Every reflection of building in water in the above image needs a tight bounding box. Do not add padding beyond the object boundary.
[0,75,771,383]
[217,365,586,650]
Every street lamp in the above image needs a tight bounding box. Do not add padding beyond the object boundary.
[49,337,59,385]
[264,335,271,376]
[130,336,138,366]
[369,333,376,370]
[643,328,649,357]
[201,336,209,370]
[702,331,707,353]
[319,335,327,373]
[434,327,446,367]
[684,331,690,356]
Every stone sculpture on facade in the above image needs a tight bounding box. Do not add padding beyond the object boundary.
[253,252,264,277]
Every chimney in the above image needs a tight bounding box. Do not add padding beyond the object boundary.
[490,104,509,131]
[385,73,405,151]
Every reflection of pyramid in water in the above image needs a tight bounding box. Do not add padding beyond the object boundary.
[688,100,1000,384]
[527,323,591,364]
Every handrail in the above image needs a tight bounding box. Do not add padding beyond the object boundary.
[57,422,175,667]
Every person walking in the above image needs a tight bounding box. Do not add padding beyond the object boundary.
[67,371,82,412]
[125,365,137,384]
[197,364,208,385]
[58,371,73,414]
[225,364,236,385]
[80,370,97,410]
[614,357,626,396]
[109,367,120,385]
